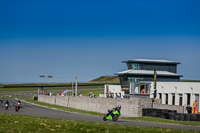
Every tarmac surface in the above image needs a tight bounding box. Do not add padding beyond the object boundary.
[1,98,200,131]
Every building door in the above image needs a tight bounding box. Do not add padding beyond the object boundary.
[187,93,191,106]
[165,94,168,104]
[195,94,199,112]
[179,94,183,106]
[172,93,175,105]
[159,93,162,99]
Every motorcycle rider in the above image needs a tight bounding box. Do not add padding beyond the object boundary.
[0,97,3,103]
[14,100,21,112]
[5,100,10,109]
[17,100,21,105]
[115,105,121,114]
[108,105,121,117]
[5,100,9,105]
[16,100,21,108]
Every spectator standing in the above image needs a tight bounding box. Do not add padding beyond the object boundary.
[141,89,145,94]
[192,100,197,114]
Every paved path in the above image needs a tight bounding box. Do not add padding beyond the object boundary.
[1,98,200,131]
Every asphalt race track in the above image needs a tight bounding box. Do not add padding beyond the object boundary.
[1,98,200,131]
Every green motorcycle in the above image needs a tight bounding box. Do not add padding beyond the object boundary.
[103,106,121,122]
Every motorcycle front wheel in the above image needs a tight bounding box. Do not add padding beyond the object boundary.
[103,115,107,121]
[15,107,18,112]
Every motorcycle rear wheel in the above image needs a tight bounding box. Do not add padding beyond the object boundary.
[113,115,118,122]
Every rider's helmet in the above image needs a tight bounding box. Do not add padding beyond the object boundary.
[118,105,121,109]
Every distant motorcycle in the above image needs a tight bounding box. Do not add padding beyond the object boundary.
[15,104,21,112]
[5,103,9,110]
[15,101,22,112]
[103,105,121,122]
[5,100,10,110]
[0,98,3,103]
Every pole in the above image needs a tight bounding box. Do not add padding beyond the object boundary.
[72,82,74,96]
[154,69,157,100]
[75,71,78,96]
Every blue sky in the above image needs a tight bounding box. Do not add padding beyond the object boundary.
[0,0,200,83]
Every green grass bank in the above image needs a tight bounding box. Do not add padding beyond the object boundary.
[0,113,198,133]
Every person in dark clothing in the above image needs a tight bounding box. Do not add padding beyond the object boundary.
[5,100,10,110]
[0,98,3,103]
[17,100,21,107]
[108,105,121,117]
[186,105,192,114]
[5,100,9,105]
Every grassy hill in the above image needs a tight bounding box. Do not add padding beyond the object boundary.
[180,79,200,82]
[89,76,120,83]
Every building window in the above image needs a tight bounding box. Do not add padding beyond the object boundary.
[145,84,150,94]
[195,94,199,112]
[133,83,150,94]
[172,93,175,105]
[120,77,129,86]
[133,83,140,93]
[179,94,183,106]
[127,63,133,69]
[132,63,140,70]
[165,94,168,104]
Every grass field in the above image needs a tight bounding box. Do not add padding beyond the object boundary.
[89,76,120,83]
[122,116,200,127]
[0,85,104,93]
[19,97,200,127]
[0,113,198,133]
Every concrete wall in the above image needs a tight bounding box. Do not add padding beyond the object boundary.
[38,95,153,117]
[153,103,184,113]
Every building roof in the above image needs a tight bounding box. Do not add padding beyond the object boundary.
[116,69,183,77]
[122,59,181,64]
